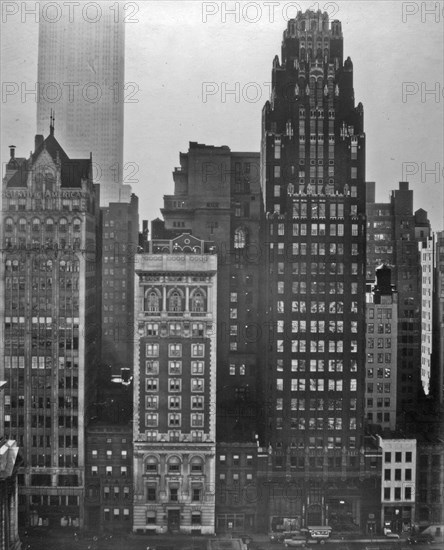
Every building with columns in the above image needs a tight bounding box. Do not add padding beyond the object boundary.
[132,234,217,534]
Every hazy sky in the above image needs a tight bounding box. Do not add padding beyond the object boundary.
[1,1,443,230]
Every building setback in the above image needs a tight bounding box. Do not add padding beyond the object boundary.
[259,9,371,530]
[132,234,217,534]
[365,265,398,432]
[0,127,101,528]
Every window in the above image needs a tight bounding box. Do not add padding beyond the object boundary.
[146,379,158,391]
[146,344,159,357]
[168,457,181,472]
[146,457,158,473]
[169,361,182,375]
[147,323,159,336]
[169,290,183,311]
[146,361,159,375]
[190,457,203,473]
[170,488,178,501]
[191,413,204,427]
[395,452,402,462]
[168,413,181,427]
[146,413,158,427]
[191,291,205,312]
[169,344,182,357]
[146,396,158,409]
[384,487,390,500]
[147,487,156,501]
[191,344,205,357]
[192,488,201,502]
[169,379,181,392]
[191,396,204,409]
[145,290,160,312]
[169,322,181,336]
[191,379,204,392]
[234,227,246,248]
[169,396,181,409]
[192,322,204,337]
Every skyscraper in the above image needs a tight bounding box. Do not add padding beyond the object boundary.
[259,9,370,530]
[37,3,130,205]
[1,127,101,528]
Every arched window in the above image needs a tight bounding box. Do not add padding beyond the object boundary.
[234,227,246,249]
[46,218,54,232]
[190,290,205,313]
[190,456,204,473]
[32,218,40,232]
[144,289,160,312]
[5,218,14,233]
[59,218,68,233]
[145,456,158,473]
[18,218,27,233]
[73,219,81,233]
[168,290,182,312]
[168,456,181,473]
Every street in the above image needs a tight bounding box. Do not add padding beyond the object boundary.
[19,531,441,550]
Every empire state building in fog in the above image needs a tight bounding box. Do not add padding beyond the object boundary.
[36,2,130,205]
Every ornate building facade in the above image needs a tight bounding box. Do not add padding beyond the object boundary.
[0,126,101,528]
[132,234,217,534]
[259,9,371,530]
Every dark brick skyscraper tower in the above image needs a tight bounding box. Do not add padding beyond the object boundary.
[259,10,373,531]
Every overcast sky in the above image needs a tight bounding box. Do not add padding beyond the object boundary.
[1,1,443,230]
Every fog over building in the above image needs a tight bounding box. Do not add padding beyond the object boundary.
[36,3,130,205]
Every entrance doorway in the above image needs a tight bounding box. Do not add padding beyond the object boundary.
[168,509,180,532]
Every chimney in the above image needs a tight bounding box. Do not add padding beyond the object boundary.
[9,145,16,159]
[35,135,44,151]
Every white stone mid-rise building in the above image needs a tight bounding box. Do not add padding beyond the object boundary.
[132,234,217,534]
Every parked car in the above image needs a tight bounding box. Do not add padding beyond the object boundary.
[407,532,435,544]
[269,531,297,543]
[384,529,400,539]
[284,535,308,547]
